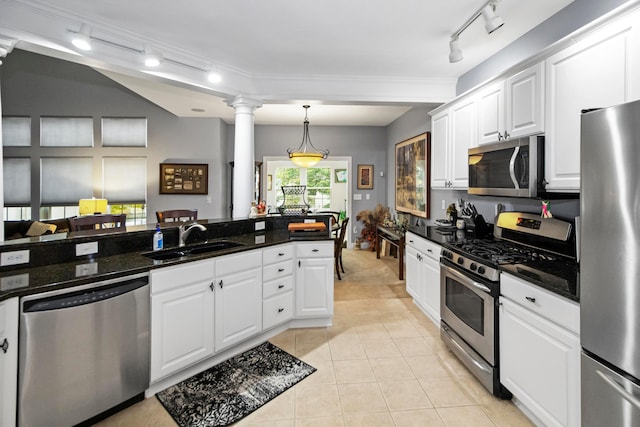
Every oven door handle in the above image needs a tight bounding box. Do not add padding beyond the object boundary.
[509,146,520,189]
[441,262,492,294]
[443,324,492,375]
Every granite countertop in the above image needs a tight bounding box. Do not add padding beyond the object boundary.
[0,229,330,302]
[406,225,580,302]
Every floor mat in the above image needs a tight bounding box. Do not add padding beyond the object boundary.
[156,341,316,426]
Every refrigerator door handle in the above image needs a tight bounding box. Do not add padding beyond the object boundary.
[597,370,640,410]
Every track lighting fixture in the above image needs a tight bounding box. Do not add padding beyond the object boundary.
[207,69,222,83]
[144,46,162,67]
[448,0,504,63]
[70,24,92,51]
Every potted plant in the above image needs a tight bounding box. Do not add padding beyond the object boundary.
[356,204,390,251]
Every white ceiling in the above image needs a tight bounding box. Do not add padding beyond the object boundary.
[0,0,573,125]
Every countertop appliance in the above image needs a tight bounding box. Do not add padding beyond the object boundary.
[18,273,150,427]
[580,99,640,426]
[440,211,576,398]
[468,135,544,198]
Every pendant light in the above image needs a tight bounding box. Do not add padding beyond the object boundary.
[287,105,329,168]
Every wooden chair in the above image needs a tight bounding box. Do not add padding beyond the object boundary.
[69,214,127,231]
[156,209,198,223]
[334,217,349,280]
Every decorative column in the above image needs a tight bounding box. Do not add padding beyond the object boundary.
[226,95,262,219]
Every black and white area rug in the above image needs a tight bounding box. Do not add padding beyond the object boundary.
[156,341,316,427]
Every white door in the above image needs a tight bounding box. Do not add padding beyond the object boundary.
[296,258,334,318]
[430,109,450,189]
[151,279,215,382]
[405,246,422,301]
[0,298,18,427]
[450,98,476,188]
[477,81,505,145]
[422,255,441,325]
[505,62,544,138]
[214,267,263,351]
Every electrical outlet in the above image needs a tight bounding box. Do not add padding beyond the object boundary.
[354,194,362,200]
[442,199,446,210]
[353,226,358,233]
[1,273,29,290]
[75,263,98,277]
[255,221,265,231]
[1,250,30,266]
[76,242,98,256]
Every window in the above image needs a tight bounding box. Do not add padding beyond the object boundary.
[40,117,93,147]
[2,117,31,146]
[102,118,147,147]
[307,168,331,209]
[274,167,301,206]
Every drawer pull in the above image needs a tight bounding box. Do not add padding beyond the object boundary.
[278,308,285,313]
[427,249,433,253]
[525,296,536,303]
[1,338,8,354]
[278,252,285,256]
[278,284,285,289]
[219,280,224,289]
[312,249,319,252]
[278,268,285,272]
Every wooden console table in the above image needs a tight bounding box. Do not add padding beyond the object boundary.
[375,225,405,280]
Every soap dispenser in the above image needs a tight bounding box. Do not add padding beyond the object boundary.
[153,223,164,251]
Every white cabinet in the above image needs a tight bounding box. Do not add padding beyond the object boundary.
[544,12,640,191]
[0,298,18,427]
[295,242,334,318]
[215,250,262,351]
[405,232,440,326]
[262,244,294,330]
[150,260,215,382]
[431,97,475,189]
[478,62,544,145]
[500,273,580,427]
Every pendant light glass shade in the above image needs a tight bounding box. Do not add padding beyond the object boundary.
[287,105,329,168]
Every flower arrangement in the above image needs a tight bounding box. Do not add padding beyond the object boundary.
[356,204,390,250]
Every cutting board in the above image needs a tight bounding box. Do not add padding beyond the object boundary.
[287,222,327,231]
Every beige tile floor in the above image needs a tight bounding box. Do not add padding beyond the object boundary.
[96,249,535,427]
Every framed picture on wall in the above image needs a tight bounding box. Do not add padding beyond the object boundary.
[160,163,208,194]
[335,168,347,183]
[395,132,430,218]
[357,164,374,189]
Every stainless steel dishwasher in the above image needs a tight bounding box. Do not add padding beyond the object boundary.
[18,273,150,427]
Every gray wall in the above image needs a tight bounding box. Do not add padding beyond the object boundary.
[1,49,228,223]
[457,0,631,94]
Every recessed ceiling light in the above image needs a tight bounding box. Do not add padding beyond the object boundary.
[191,108,205,112]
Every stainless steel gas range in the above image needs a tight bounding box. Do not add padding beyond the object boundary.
[439,211,577,398]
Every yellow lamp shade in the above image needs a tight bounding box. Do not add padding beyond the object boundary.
[289,152,323,168]
[79,198,108,215]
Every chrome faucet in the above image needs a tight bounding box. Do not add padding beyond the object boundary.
[179,222,207,247]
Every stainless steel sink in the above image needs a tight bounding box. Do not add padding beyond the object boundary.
[143,240,244,260]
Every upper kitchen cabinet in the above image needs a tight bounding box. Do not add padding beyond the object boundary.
[431,97,476,189]
[545,11,640,191]
[478,62,544,145]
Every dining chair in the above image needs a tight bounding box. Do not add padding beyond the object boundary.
[334,217,349,280]
[69,214,127,231]
[156,209,198,223]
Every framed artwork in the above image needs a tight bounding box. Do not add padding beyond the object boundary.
[357,164,374,189]
[160,163,208,194]
[395,132,430,218]
[335,168,347,183]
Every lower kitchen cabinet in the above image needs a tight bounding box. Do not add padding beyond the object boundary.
[214,250,263,351]
[405,232,441,326]
[150,260,215,383]
[500,273,580,427]
[0,297,18,427]
[295,242,334,318]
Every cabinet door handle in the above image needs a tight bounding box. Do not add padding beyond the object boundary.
[504,130,510,139]
[278,284,285,289]
[498,131,503,141]
[298,260,301,267]
[525,296,536,303]
[278,268,285,272]
[219,280,223,289]
[1,338,8,353]
[278,308,285,313]
[209,282,214,292]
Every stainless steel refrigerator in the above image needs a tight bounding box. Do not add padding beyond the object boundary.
[581,99,640,426]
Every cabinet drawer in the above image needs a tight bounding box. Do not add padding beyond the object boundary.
[263,275,294,299]
[151,259,214,294]
[296,242,333,258]
[263,261,294,283]
[263,244,293,265]
[406,232,441,261]
[501,272,580,334]
[263,291,294,330]
[216,250,261,276]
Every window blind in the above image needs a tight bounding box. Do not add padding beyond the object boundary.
[41,157,93,204]
[2,117,31,147]
[102,157,147,202]
[3,158,31,205]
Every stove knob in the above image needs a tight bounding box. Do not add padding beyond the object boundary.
[470,263,477,271]
[477,266,486,275]
[442,250,452,259]
[457,257,465,265]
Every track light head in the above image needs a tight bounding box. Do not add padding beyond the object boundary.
[71,24,92,51]
[207,70,222,83]
[449,38,463,63]
[144,47,162,67]
[481,2,504,34]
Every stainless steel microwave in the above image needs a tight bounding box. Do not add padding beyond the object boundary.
[468,135,544,198]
